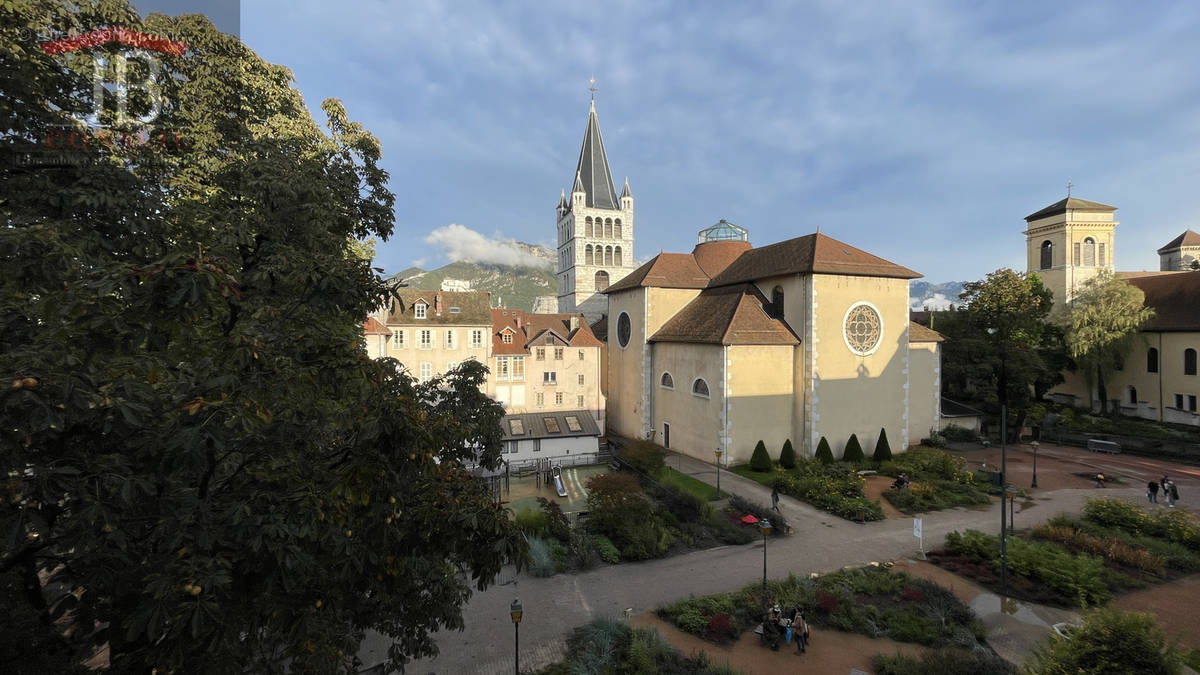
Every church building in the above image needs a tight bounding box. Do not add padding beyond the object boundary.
[555,96,635,322]
[603,220,943,465]
[1024,197,1200,425]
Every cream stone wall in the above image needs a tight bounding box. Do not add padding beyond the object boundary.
[606,288,647,439]
[511,345,605,429]
[387,324,491,382]
[1054,333,1199,424]
[1024,211,1117,307]
[809,275,911,457]
[751,274,812,453]
[907,341,941,445]
[1161,247,1200,271]
[649,342,723,459]
[726,344,798,465]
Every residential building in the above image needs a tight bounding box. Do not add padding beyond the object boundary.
[1158,229,1200,271]
[375,289,492,383]
[499,411,602,463]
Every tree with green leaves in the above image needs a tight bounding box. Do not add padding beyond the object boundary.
[842,434,865,463]
[1023,608,1180,675]
[814,437,834,464]
[779,439,796,469]
[1065,270,1154,415]
[749,440,772,472]
[943,269,1064,439]
[872,428,893,462]
[1,3,521,672]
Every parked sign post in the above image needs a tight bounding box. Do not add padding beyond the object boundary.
[913,518,925,559]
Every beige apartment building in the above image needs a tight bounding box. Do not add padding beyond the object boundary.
[490,309,606,430]
[373,289,493,383]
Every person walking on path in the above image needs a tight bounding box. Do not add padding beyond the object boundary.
[791,608,809,654]
[1169,480,1180,507]
[1149,480,1160,504]
[1164,477,1177,507]
[771,485,781,512]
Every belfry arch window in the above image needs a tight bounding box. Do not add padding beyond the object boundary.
[692,378,710,398]
[605,218,613,238]
[595,270,610,292]
[614,219,622,238]
[1083,237,1096,266]
[605,246,613,266]
[1040,241,1053,270]
[614,246,623,266]
[585,217,593,238]
[771,286,785,320]
[587,245,595,265]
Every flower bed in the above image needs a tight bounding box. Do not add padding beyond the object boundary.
[879,447,992,514]
[657,565,988,651]
[732,459,884,521]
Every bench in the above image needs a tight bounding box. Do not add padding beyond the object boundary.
[1087,439,1121,454]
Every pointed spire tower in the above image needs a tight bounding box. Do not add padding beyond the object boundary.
[555,84,636,321]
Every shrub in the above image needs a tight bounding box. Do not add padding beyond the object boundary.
[843,434,865,463]
[727,493,789,534]
[1024,608,1182,675]
[921,430,948,448]
[514,508,548,537]
[585,473,665,561]
[941,424,978,442]
[1006,537,1110,608]
[749,440,772,472]
[815,436,834,464]
[815,590,838,613]
[874,649,1016,675]
[705,613,736,643]
[593,535,620,564]
[528,536,558,577]
[569,530,599,570]
[1033,523,1164,575]
[944,529,998,560]
[620,439,666,477]
[779,439,797,469]
[873,428,893,462]
[538,497,571,543]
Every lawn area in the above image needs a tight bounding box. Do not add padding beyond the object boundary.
[730,464,773,486]
[660,467,721,501]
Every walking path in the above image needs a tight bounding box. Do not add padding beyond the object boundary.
[361,445,1197,674]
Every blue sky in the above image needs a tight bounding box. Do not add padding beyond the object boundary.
[234,1,1200,283]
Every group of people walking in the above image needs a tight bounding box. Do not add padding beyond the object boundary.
[760,603,810,654]
[1149,475,1181,507]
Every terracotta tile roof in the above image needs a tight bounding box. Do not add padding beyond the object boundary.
[908,321,944,342]
[1024,196,1117,222]
[603,253,711,294]
[384,289,491,325]
[691,240,753,278]
[1157,229,1200,254]
[491,309,527,355]
[363,316,389,335]
[1126,271,1200,332]
[1117,271,1185,279]
[650,284,800,346]
[490,310,603,354]
[708,232,920,287]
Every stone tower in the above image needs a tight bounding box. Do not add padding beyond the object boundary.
[1023,196,1118,308]
[556,97,635,321]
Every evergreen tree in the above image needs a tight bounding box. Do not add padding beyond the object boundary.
[872,428,893,462]
[814,437,834,464]
[842,434,865,463]
[779,439,797,469]
[749,440,773,472]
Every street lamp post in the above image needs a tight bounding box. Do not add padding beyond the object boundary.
[1031,441,1039,488]
[759,519,772,611]
[714,448,723,499]
[510,598,523,675]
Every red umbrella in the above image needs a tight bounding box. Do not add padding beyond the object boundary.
[740,514,759,524]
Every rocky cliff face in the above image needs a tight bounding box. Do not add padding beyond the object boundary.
[390,243,556,312]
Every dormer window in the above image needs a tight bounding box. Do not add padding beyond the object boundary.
[414,302,427,319]
[502,332,513,344]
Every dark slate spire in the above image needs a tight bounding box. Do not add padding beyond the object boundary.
[558,188,568,210]
[620,176,632,200]
[573,100,619,210]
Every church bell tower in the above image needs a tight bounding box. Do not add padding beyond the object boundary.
[556,82,635,322]
[1023,193,1118,308]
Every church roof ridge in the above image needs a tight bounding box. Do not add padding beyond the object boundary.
[707,232,920,286]
[572,101,619,210]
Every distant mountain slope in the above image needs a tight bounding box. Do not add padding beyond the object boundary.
[390,243,556,312]
[909,281,966,310]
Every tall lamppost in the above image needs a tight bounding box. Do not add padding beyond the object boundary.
[714,448,724,499]
[510,598,523,675]
[759,519,772,612]
[1031,440,1039,488]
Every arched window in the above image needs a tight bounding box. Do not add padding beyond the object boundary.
[771,286,785,320]
[614,246,623,266]
[595,270,610,292]
[660,372,674,389]
[1040,240,1053,270]
[605,218,613,238]
[1186,348,1198,376]
[1083,237,1096,266]
[1129,386,1138,404]
[605,246,613,266]
[614,218,622,239]
[692,378,710,398]
[1148,347,1159,373]
[585,217,593,238]
[585,245,593,265]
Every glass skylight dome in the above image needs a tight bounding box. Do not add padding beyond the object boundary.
[697,219,749,244]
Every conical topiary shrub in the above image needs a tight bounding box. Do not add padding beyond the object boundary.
[873,428,893,463]
[779,439,797,469]
[842,434,865,463]
[749,440,772,472]
[814,437,834,464]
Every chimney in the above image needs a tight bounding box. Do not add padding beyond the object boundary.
[434,291,443,316]
[570,315,579,332]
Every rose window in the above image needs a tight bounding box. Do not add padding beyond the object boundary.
[844,304,882,355]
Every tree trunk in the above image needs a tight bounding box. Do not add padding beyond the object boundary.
[1096,362,1108,415]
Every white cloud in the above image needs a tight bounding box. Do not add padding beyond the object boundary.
[910,293,956,311]
[424,224,551,268]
